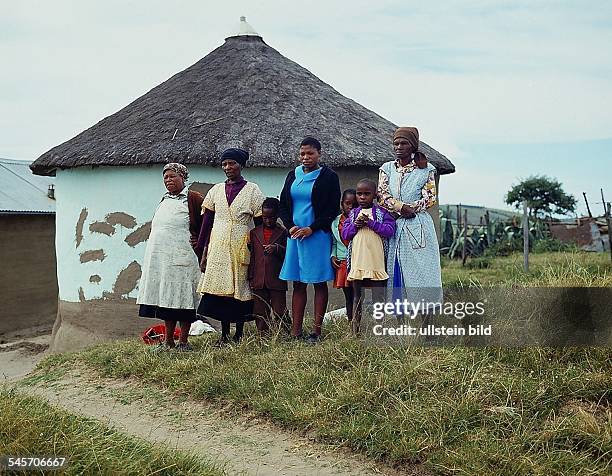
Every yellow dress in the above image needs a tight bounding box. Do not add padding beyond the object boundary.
[197,182,264,301]
[347,208,389,281]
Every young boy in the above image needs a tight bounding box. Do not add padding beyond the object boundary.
[248,198,289,334]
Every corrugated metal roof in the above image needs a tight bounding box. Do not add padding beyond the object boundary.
[0,158,55,214]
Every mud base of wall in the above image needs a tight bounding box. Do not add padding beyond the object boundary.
[0,214,58,335]
[50,298,150,353]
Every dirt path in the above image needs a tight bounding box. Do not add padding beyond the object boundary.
[14,369,427,476]
[0,331,50,382]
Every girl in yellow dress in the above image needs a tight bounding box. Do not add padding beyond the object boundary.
[341,179,396,335]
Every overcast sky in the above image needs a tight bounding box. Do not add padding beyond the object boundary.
[2,1,611,214]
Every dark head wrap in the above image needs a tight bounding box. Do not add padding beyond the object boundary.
[220,148,249,166]
[393,127,428,168]
[393,127,420,152]
[162,162,189,180]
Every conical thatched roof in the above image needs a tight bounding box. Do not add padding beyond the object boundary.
[31,25,455,177]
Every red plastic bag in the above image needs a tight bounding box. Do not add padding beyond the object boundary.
[141,324,180,345]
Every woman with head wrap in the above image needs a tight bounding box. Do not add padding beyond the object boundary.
[378,127,442,306]
[196,148,265,344]
[137,163,204,351]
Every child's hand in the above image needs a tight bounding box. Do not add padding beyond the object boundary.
[331,256,341,269]
[263,244,276,255]
[355,214,368,228]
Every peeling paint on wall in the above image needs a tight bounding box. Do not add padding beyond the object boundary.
[106,212,137,229]
[125,222,151,247]
[75,208,88,248]
[111,261,141,296]
[55,166,289,303]
[89,221,116,236]
[89,274,101,284]
[79,249,106,263]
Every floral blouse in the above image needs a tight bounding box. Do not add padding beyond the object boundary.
[377,158,437,214]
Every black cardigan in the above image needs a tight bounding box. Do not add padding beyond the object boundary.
[279,165,341,232]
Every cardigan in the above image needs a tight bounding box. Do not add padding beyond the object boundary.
[341,204,396,274]
[247,225,288,291]
[278,165,341,232]
[186,190,204,260]
[341,204,396,242]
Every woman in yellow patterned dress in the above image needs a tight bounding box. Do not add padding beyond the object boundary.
[196,149,265,344]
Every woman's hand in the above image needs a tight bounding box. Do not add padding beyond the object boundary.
[331,256,341,269]
[292,226,313,240]
[400,204,417,218]
[289,226,300,239]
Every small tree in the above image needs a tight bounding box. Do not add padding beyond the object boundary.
[505,175,576,219]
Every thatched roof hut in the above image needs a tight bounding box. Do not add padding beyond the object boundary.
[31,17,454,177]
[32,18,455,353]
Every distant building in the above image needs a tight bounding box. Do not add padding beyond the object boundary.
[31,18,455,351]
[0,158,57,335]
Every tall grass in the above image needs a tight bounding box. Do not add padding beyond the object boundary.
[0,389,224,476]
[442,251,611,287]
[26,251,612,475]
[41,331,612,476]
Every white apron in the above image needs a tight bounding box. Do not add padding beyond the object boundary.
[137,196,201,309]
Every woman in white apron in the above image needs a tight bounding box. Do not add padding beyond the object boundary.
[137,163,203,351]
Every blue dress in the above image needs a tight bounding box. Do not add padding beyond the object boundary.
[280,166,335,283]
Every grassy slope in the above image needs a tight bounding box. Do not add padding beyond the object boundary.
[0,389,224,476]
[442,251,612,287]
[31,251,612,475]
[43,338,612,476]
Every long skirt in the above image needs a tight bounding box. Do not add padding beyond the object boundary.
[139,304,197,323]
[197,293,254,324]
[386,212,443,305]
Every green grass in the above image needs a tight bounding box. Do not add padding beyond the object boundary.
[0,389,225,476]
[442,251,612,287]
[43,331,612,476]
[25,251,612,475]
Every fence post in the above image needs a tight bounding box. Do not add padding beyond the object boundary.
[607,202,612,262]
[523,201,529,272]
[583,192,593,218]
[484,210,492,246]
[462,209,469,266]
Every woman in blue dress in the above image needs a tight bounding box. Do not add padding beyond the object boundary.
[279,137,341,343]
